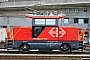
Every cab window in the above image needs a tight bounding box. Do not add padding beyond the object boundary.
[32,26,45,38]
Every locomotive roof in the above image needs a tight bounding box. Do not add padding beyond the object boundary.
[25,14,66,19]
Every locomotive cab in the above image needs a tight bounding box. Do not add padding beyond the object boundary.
[32,18,58,38]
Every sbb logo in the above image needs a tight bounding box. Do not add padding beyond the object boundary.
[48,27,66,37]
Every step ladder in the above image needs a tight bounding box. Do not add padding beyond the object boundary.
[7,40,13,50]
[79,40,83,50]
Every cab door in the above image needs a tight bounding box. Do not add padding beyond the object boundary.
[34,26,59,50]
[31,26,49,50]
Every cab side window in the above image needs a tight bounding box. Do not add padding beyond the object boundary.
[32,26,45,38]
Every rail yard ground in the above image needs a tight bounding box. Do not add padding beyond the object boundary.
[0,43,90,60]
[0,54,90,60]
[0,46,89,60]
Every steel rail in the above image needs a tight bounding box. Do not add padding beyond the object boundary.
[0,54,90,57]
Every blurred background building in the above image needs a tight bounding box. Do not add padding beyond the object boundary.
[0,0,90,44]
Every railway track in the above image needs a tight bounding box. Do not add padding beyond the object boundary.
[0,49,89,54]
[0,44,89,60]
[0,54,90,60]
[0,44,90,54]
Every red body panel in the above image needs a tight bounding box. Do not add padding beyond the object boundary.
[59,26,79,40]
[13,26,32,40]
[12,26,79,41]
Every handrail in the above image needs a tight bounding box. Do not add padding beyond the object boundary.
[81,28,86,40]
[78,28,86,40]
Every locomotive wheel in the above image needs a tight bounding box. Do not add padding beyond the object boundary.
[60,44,71,53]
[19,44,30,52]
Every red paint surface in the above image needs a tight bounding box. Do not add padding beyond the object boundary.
[59,26,79,40]
[12,26,32,40]
[12,26,79,41]
[25,14,66,18]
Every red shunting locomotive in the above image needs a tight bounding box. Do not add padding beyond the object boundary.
[5,14,85,53]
